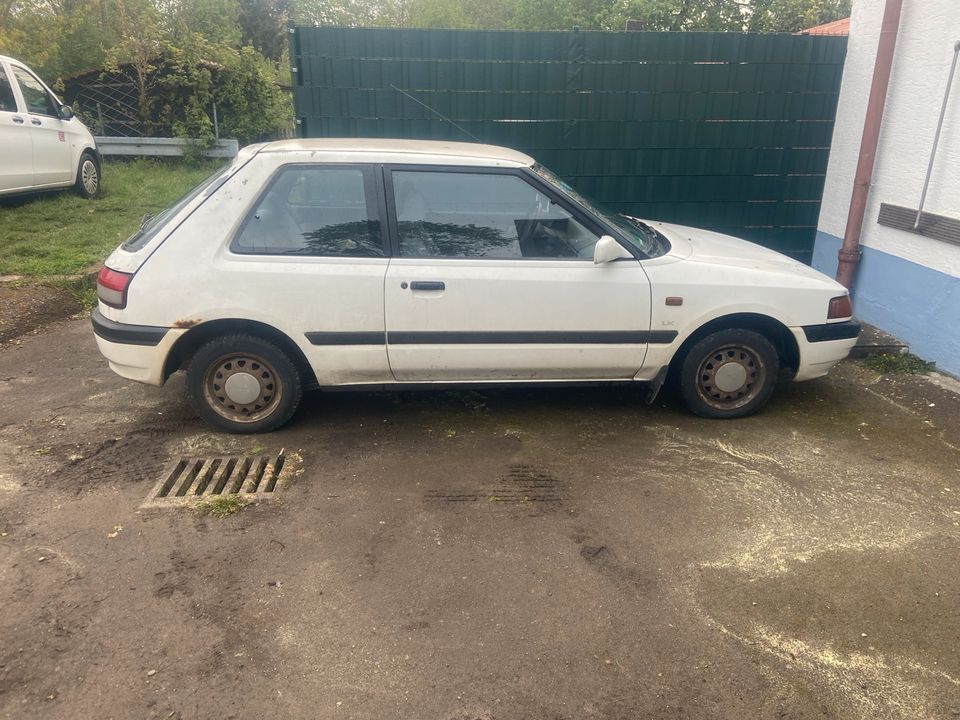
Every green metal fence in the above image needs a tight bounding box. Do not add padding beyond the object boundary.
[290,27,848,262]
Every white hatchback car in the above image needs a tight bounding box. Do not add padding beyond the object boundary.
[92,139,859,433]
[0,55,101,199]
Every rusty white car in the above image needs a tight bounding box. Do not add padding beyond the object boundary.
[91,139,859,433]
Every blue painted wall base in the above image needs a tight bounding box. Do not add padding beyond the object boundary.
[813,231,960,376]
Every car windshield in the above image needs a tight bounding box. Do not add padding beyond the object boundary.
[530,163,669,258]
[122,163,231,251]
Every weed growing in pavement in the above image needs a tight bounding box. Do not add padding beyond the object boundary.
[863,352,935,375]
[196,495,247,518]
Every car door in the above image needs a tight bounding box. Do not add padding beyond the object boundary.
[228,162,392,385]
[10,64,72,187]
[383,166,653,382]
[0,61,33,193]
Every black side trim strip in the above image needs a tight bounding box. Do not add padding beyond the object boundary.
[305,331,387,346]
[802,321,861,343]
[91,308,168,347]
[305,330,678,346]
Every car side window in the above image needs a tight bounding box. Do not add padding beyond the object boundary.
[0,69,17,113]
[232,165,383,257]
[392,170,599,259]
[11,66,58,117]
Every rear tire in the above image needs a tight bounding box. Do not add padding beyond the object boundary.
[74,151,101,199]
[679,328,779,419]
[186,334,302,433]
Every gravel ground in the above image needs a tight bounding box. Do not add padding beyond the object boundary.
[0,318,958,720]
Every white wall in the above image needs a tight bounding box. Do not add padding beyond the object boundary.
[818,0,960,277]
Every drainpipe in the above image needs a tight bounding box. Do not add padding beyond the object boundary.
[835,0,904,289]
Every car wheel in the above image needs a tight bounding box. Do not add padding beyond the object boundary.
[186,334,302,433]
[679,328,779,419]
[74,151,101,199]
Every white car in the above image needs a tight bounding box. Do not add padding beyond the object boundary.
[0,55,101,199]
[91,139,859,433]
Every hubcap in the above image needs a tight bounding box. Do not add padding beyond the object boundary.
[81,160,98,194]
[714,362,748,393]
[224,372,262,405]
[203,353,282,423]
[696,344,766,410]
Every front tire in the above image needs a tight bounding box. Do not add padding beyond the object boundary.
[74,151,101,199]
[679,328,779,419]
[186,334,302,433]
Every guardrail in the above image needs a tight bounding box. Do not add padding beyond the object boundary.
[95,137,239,158]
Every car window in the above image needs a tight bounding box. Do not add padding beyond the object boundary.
[0,68,17,113]
[232,165,383,257]
[11,66,58,117]
[392,170,599,259]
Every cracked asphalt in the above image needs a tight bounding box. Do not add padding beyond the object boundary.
[1,318,959,719]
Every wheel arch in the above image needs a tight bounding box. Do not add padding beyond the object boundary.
[163,318,316,388]
[669,312,800,377]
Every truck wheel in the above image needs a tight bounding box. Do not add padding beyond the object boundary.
[186,334,302,433]
[679,328,779,419]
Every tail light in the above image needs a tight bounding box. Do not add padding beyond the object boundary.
[97,266,133,309]
[827,295,853,320]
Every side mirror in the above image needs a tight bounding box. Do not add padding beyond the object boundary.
[593,234,631,264]
[59,105,74,120]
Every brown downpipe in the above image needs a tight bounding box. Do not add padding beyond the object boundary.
[836,0,904,289]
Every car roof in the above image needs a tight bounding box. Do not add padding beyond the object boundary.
[256,138,535,167]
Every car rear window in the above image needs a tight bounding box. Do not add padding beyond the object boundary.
[122,165,231,252]
[230,164,383,257]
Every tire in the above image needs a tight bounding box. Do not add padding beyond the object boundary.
[186,334,302,433]
[678,328,779,419]
[74,151,101,199]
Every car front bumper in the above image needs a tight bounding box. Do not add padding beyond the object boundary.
[791,320,861,382]
[91,308,184,385]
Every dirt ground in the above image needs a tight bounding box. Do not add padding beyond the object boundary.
[1,318,959,720]
[0,282,82,345]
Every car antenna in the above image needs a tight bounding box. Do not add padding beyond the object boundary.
[390,84,482,143]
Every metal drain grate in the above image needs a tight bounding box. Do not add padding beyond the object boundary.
[143,450,288,508]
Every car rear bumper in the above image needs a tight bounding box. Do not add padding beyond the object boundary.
[791,321,861,382]
[91,308,183,385]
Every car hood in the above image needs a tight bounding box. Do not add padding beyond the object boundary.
[648,220,842,286]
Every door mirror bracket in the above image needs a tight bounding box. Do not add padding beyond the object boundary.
[593,235,631,264]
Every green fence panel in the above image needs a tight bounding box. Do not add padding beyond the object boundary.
[290,26,847,262]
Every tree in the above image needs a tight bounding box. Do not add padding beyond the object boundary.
[749,0,851,33]
[238,0,290,60]
[103,0,164,126]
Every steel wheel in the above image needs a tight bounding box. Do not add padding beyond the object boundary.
[679,328,779,419]
[202,352,283,424]
[81,158,99,196]
[695,343,767,411]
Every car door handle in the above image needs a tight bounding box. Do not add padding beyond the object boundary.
[30,118,41,125]
[12,116,23,124]
[408,281,445,291]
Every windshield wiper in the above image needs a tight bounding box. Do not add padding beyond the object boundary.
[619,214,656,234]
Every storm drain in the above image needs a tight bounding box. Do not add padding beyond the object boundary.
[142,450,288,508]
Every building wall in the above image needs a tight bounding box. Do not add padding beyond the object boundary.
[813,0,960,375]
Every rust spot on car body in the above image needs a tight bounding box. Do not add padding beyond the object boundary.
[173,319,202,329]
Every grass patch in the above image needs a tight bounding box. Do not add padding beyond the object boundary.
[862,352,935,375]
[195,495,247,518]
[0,158,223,277]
